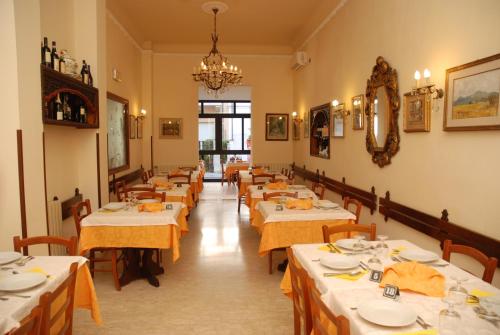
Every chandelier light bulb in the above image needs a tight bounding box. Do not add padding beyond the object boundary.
[292,111,298,118]
[423,68,431,79]
[332,99,339,107]
[414,70,421,81]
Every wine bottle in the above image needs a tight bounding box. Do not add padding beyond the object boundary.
[79,105,87,124]
[42,37,51,67]
[51,41,59,70]
[87,65,93,87]
[59,54,66,73]
[63,94,72,121]
[55,94,63,121]
[81,60,88,84]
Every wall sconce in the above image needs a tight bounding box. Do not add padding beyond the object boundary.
[138,109,147,119]
[331,99,350,117]
[412,68,444,100]
[292,111,303,124]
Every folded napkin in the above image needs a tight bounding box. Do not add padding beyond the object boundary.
[327,270,368,281]
[380,262,445,297]
[285,198,313,210]
[252,168,264,175]
[318,245,343,254]
[138,203,164,213]
[266,182,288,190]
[154,181,174,189]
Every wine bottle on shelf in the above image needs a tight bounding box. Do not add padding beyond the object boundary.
[55,94,63,121]
[59,52,66,73]
[87,65,93,87]
[41,37,51,67]
[51,41,59,71]
[81,60,88,84]
[62,94,72,121]
[79,105,87,124]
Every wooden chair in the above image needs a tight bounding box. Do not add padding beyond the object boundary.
[179,166,196,172]
[442,239,498,283]
[251,165,262,170]
[252,173,275,185]
[281,168,289,176]
[71,200,121,291]
[220,160,228,186]
[114,180,126,201]
[287,248,312,335]
[133,191,166,202]
[141,170,149,183]
[39,262,78,335]
[121,186,155,202]
[307,276,350,335]
[13,236,78,256]
[287,170,295,185]
[147,169,154,178]
[322,223,377,243]
[263,192,298,201]
[168,172,191,185]
[236,171,245,213]
[311,182,326,200]
[343,196,362,224]
[7,304,43,335]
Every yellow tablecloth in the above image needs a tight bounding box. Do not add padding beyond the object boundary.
[79,207,188,262]
[165,188,195,210]
[225,164,249,179]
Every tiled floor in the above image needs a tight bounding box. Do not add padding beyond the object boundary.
[74,183,292,334]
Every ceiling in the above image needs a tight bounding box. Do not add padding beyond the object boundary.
[106,0,341,53]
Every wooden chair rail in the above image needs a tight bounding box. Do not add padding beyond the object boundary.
[291,163,377,214]
[108,168,145,192]
[60,188,83,220]
[379,191,500,266]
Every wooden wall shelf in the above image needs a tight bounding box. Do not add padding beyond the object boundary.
[40,65,99,128]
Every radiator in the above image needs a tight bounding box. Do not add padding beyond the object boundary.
[47,198,65,255]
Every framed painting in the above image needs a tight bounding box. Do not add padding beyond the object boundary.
[444,53,500,131]
[332,112,345,138]
[159,118,183,139]
[304,110,310,138]
[129,115,137,139]
[107,92,130,174]
[352,95,364,130]
[404,93,430,132]
[292,120,300,140]
[310,103,330,159]
[137,117,143,139]
[265,113,289,141]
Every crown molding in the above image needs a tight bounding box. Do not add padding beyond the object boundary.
[106,10,144,52]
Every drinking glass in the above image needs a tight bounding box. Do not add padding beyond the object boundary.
[352,235,366,250]
[449,275,468,296]
[367,247,382,271]
[439,293,464,335]
[376,235,389,258]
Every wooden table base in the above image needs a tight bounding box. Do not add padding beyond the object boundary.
[119,248,164,287]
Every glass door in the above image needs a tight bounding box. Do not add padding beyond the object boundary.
[199,100,251,181]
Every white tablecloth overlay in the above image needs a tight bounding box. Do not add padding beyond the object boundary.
[134,183,191,197]
[81,202,183,227]
[257,200,356,223]
[239,171,288,183]
[248,184,318,200]
[291,240,499,335]
[0,256,87,334]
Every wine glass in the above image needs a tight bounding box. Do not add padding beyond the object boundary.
[439,294,463,335]
[449,275,468,296]
[376,235,389,258]
[352,235,366,250]
[367,246,382,271]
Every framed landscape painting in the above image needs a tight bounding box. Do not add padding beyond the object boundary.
[265,113,289,141]
[444,53,500,131]
[159,118,183,139]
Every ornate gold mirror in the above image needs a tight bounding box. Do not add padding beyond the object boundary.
[365,56,400,167]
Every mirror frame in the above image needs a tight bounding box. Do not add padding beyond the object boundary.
[309,103,331,159]
[107,92,130,174]
[365,56,400,167]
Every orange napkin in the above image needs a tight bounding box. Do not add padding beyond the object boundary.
[252,168,264,175]
[138,203,164,213]
[285,198,313,210]
[154,181,174,189]
[266,182,288,190]
[380,262,445,297]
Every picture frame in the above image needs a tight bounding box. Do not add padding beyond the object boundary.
[444,53,500,131]
[332,111,345,138]
[129,115,136,139]
[159,118,183,139]
[352,95,365,130]
[309,103,330,159]
[404,93,430,132]
[292,120,300,140]
[107,92,130,174]
[137,117,143,139]
[265,113,289,141]
[304,110,310,138]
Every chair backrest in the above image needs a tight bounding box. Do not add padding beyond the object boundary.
[13,236,78,256]
[311,182,326,200]
[114,180,125,198]
[343,196,362,224]
[263,192,299,201]
[307,276,350,335]
[133,191,166,202]
[123,186,155,195]
[7,304,43,335]
[147,169,154,178]
[252,165,262,170]
[179,166,196,172]
[71,199,91,238]
[281,168,289,176]
[168,173,192,184]
[142,171,149,183]
[39,262,78,335]
[322,223,376,243]
[287,248,312,335]
[252,173,275,185]
[442,239,498,283]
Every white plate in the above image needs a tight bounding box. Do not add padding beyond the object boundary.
[0,273,47,292]
[336,239,369,250]
[320,254,359,270]
[0,251,22,265]
[358,299,417,327]
[103,203,126,211]
[138,199,160,204]
[399,249,439,263]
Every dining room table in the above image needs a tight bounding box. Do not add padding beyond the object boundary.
[0,255,101,334]
[152,169,203,202]
[287,240,500,335]
[134,183,195,211]
[238,170,289,198]
[225,161,249,180]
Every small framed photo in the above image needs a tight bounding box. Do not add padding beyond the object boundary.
[444,53,500,131]
[159,118,183,139]
[332,111,345,138]
[137,117,143,139]
[352,95,365,130]
[404,93,430,132]
[265,113,289,141]
[292,120,300,140]
[129,115,137,139]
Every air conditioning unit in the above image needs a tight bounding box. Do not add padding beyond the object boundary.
[291,51,310,70]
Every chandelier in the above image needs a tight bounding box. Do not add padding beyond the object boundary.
[192,6,242,94]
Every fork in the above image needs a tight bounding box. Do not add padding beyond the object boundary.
[0,292,31,299]
[323,269,362,277]
[416,316,432,329]
[15,256,34,266]
[391,256,402,262]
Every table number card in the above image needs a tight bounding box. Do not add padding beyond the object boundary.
[257,185,263,190]
[275,204,283,211]
[383,284,400,300]
[176,183,182,187]
[165,204,173,210]
[369,270,383,283]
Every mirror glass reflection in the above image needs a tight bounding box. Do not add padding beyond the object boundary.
[373,85,390,147]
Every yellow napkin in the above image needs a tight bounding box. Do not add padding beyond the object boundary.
[28,267,52,279]
[318,245,343,254]
[266,182,288,190]
[285,198,313,210]
[328,270,368,281]
[391,246,407,256]
[138,203,164,213]
[380,262,445,297]
[154,181,174,189]
[392,330,437,335]
[252,168,264,175]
